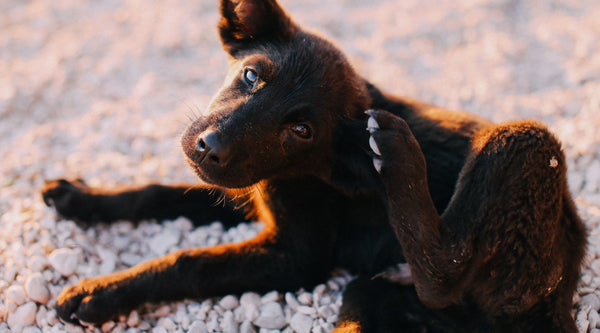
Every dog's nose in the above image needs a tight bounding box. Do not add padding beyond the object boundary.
[196,130,231,166]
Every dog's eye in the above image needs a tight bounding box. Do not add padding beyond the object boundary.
[291,124,312,139]
[244,69,258,86]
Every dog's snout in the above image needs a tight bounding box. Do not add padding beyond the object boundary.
[196,130,231,166]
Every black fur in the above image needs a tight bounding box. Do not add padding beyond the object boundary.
[42,0,586,331]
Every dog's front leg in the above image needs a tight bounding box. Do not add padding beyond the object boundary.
[55,231,319,325]
[42,180,247,226]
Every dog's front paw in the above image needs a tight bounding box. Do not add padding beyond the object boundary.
[42,179,93,222]
[366,109,427,181]
[56,277,129,325]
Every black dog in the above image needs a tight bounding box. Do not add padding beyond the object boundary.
[42,0,586,331]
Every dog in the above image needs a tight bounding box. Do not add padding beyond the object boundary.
[42,0,586,331]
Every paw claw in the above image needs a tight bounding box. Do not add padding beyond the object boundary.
[367,116,379,130]
[369,136,381,156]
[373,158,382,173]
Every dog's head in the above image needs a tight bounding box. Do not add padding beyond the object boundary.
[182,0,376,193]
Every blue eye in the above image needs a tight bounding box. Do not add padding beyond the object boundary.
[291,123,312,139]
[244,69,258,86]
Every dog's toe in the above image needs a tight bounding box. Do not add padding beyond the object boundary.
[373,158,382,173]
[369,136,381,156]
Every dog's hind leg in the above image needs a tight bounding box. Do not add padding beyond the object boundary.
[335,277,439,333]
[367,110,585,331]
[41,180,248,226]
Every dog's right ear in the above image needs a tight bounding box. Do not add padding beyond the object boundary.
[218,0,298,56]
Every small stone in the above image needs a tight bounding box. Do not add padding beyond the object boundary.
[25,273,50,304]
[23,327,42,333]
[148,228,180,256]
[26,256,48,272]
[158,317,176,331]
[582,293,600,311]
[5,285,26,305]
[101,321,116,332]
[48,248,78,276]
[221,311,238,333]
[152,327,168,333]
[240,321,256,333]
[188,320,208,333]
[8,302,37,329]
[97,247,117,275]
[590,309,600,328]
[297,292,312,305]
[126,310,140,327]
[253,302,286,329]
[240,292,262,308]
[220,295,240,310]
[290,312,313,333]
[296,305,317,316]
[261,291,279,304]
[285,292,300,310]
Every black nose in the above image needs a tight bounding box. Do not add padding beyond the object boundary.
[196,130,231,165]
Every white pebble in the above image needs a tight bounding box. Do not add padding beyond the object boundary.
[590,309,600,329]
[221,311,238,333]
[25,273,50,304]
[240,292,262,308]
[290,312,313,333]
[101,321,116,332]
[240,321,256,333]
[7,301,37,329]
[97,247,117,275]
[285,292,300,310]
[48,248,78,276]
[158,317,176,331]
[5,285,26,305]
[188,320,208,333]
[126,310,140,327]
[582,293,600,311]
[152,327,168,333]
[296,305,317,317]
[297,292,312,305]
[148,228,180,256]
[261,291,280,304]
[253,302,286,329]
[23,327,42,333]
[219,295,240,310]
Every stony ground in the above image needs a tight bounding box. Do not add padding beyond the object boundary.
[1,0,600,332]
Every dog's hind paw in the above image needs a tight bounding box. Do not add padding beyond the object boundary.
[364,109,427,181]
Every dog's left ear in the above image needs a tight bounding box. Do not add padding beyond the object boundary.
[218,0,298,56]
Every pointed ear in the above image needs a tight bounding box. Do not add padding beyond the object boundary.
[218,0,298,56]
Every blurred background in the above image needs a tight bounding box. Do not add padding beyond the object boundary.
[1,0,600,331]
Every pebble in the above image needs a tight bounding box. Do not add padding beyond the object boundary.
[590,309,600,329]
[220,295,240,310]
[5,285,27,305]
[126,311,140,327]
[148,228,180,256]
[188,320,208,333]
[7,302,37,329]
[290,312,313,333]
[253,302,286,329]
[261,291,280,304]
[48,248,78,276]
[582,293,600,311]
[240,321,256,333]
[25,273,50,304]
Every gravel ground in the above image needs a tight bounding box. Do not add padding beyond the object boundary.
[1,0,600,332]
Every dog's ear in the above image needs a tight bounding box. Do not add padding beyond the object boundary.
[218,0,298,56]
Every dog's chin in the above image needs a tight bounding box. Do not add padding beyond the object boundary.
[186,159,258,189]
